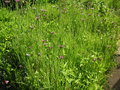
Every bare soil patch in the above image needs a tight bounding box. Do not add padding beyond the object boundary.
[107,41,120,90]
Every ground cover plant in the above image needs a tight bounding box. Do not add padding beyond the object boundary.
[0,0,120,90]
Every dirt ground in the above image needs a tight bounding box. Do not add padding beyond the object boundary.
[107,41,120,90]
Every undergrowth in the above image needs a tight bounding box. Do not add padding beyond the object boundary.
[0,0,120,90]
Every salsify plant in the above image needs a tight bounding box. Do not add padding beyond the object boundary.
[0,0,120,90]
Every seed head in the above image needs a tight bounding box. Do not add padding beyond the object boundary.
[40,9,47,12]
[59,45,64,48]
[59,56,64,59]
[3,80,9,84]
[38,53,41,56]
[15,0,20,2]
[36,16,40,20]
[30,25,34,29]
[42,40,46,42]
[43,43,48,46]
[4,0,10,3]
[26,53,31,57]
[50,32,55,34]
[93,58,97,61]
[49,47,53,49]
[19,65,23,68]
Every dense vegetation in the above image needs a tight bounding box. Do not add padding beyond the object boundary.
[0,0,120,90]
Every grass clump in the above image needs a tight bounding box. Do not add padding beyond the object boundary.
[0,0,120,90]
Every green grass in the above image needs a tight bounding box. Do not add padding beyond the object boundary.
[0,0,120,90]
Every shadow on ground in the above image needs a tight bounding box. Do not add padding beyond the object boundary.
[107,55,120,90]
[112,78,120,90]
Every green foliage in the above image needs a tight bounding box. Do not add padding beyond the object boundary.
[48,0,59,3]
[0,0,120,90]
